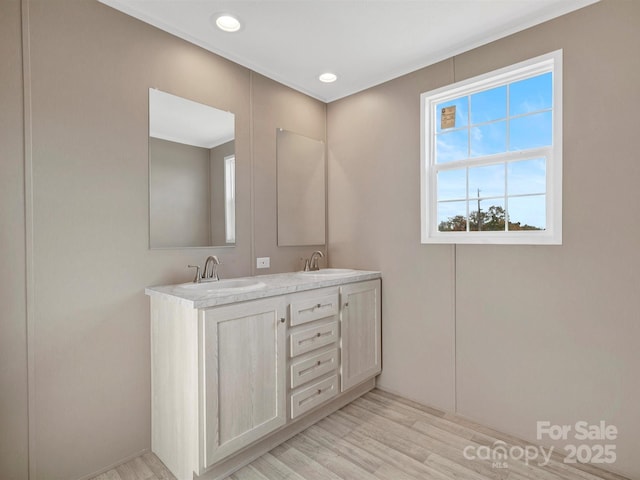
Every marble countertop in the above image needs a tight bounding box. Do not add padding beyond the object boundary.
[145,269,381,309]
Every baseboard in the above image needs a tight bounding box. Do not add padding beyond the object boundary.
[75,448,150,480]
[374,383,448,413]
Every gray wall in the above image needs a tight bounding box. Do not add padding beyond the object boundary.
[3,0,326,478]
[0,0,29,479]
[149,138,211,248]
[327,1,639,478]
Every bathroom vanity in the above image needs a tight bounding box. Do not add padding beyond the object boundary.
[145,270,381,480]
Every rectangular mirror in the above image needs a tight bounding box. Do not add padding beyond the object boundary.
[149,88,236,248]
[277,128,326,246]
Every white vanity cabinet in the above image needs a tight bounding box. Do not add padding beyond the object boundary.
[147,273,381,480]
[340,279,382,391]
[288,290,341,419]
[201,298,287,467]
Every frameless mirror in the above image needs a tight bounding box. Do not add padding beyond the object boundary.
[149,88,236,248]
[276,129,326,246]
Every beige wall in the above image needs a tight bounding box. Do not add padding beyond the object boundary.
[252,73,327,274]
[28,1,249,477]
[7,0,326,479]
[0,0,29,479]
[327,60,457,410]
[327,1,639,478]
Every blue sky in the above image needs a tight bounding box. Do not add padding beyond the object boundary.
[434,72,552,229]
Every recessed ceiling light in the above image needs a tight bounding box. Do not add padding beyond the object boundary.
[319,72,337,83]
[215,14,241,32]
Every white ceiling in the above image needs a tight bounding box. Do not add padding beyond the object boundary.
[101,0,598,103]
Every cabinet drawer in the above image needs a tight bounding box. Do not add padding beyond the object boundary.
[290,321,338,357]
[290,294,339,327]
[290,375,338,419]
[290,348,338,389]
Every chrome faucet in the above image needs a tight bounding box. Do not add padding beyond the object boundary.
[188,255,221,283]
[304,251,324,271]
[203,255,221,281]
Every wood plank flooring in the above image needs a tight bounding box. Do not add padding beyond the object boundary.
[92,389,630,480]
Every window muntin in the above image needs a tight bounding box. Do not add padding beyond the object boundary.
[421,51,562,244]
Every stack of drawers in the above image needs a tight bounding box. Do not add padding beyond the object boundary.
[288,290,340,419]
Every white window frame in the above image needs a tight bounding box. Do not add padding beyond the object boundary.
[224,154,236,244]
[420,50,562,245]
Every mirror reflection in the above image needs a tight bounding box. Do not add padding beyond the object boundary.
[277,129,326,246]
[149,89,235,248]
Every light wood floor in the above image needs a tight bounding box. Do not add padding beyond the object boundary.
[92,389,629,480]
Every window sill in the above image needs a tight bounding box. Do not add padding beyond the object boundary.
[421,231,562,245]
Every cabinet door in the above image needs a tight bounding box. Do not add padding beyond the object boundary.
[340,279,382,391]
[202,298,287,468]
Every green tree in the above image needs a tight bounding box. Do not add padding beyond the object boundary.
[438,215,467,231]
[438,205,542,232]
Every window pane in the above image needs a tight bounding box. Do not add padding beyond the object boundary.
[510,72,552,117]
[471,121,507,157]
[507,195,546,230]
[436,129,468,163]
[468,164,504,198]
[437,168,466,201]
[438,201,467,232]
[436,96,468,132]
[469,198,506,232]
[509,111,552,151]
[508,158,546,196]
[471,86,506,124]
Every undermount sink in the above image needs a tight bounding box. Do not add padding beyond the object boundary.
[298,268,357,277]
[177,278,266,294]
